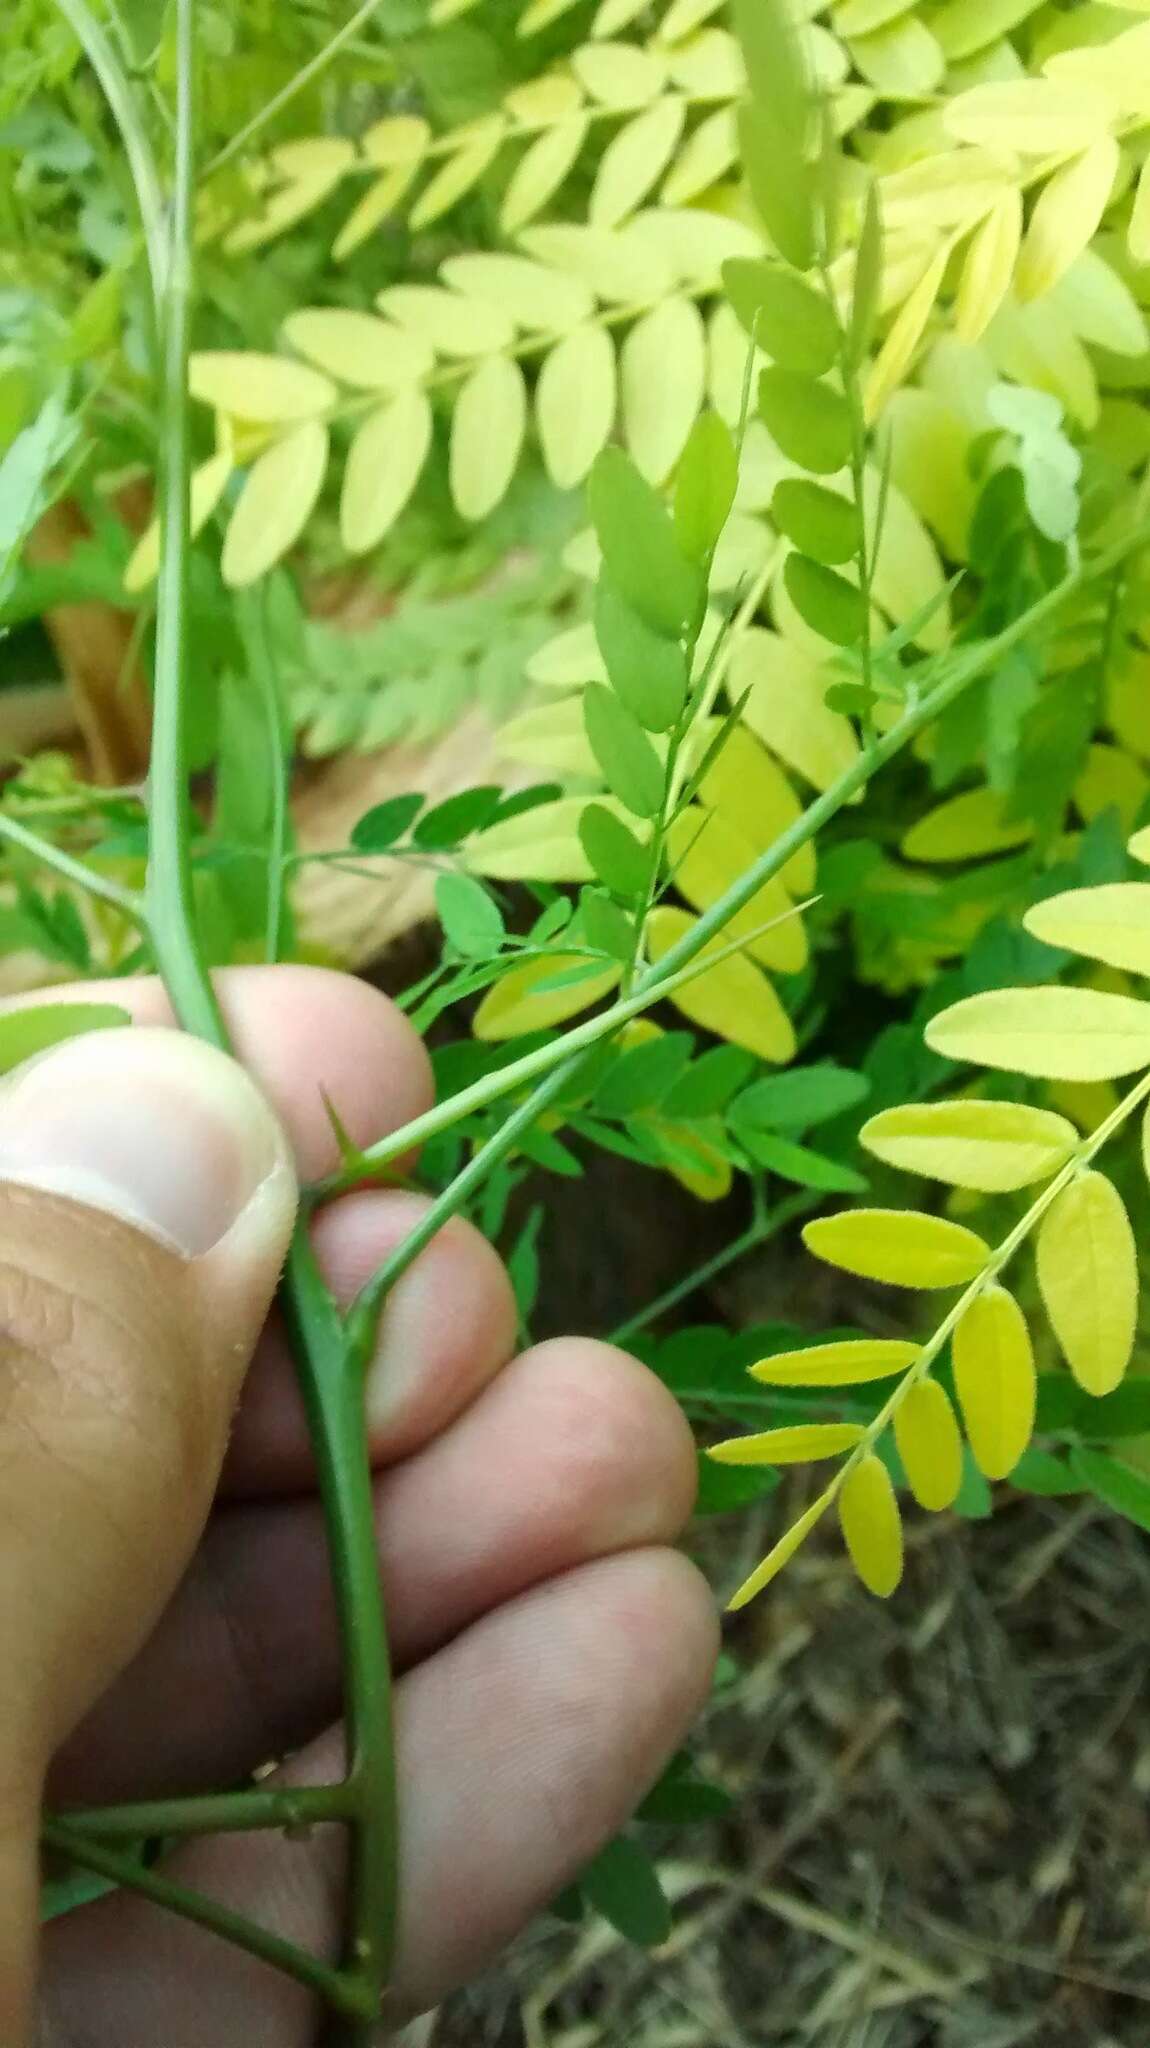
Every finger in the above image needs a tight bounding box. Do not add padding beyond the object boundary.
[0,1027,297,2044]
[3,964,434,1180]
[52,1340,697,1808]
[41,1550,719,2041]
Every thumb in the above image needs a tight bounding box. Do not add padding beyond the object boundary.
[0,1025,297,2041]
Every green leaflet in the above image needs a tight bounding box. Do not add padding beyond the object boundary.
[724,262,840,374]
[784,553,867,647]
[583,683,665,818]
[595,579,688,734]
[587,447,701,640]
[759,368,853,473]
[772,479,859,565]
[674,412,738,563]
[579,802,650,897]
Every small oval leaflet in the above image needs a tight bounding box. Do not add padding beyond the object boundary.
[803,1208,989,1288]
[838,1453,903,1598]
[646,907,798,1064]
[473,952,620,1039]
[579,802,649,898]
[783,553,866,648]
[188,350,335,422]
[759,367,853,474]
[952,1284,1036,1480]
[1023,883,1150,977]
[925,986,1150,1081]
[726,1486,833,1611]
[583,682,665,818]
[894,1378,963,1511]
[750,1338,919,1387]
[588,447,702,639]
[708,1422,866,1466]
[860,1099,1078,1191]
[594,581,687,733]
[771,479,858,565]
[1036,1170,1137,1398]
[723,261,840,374]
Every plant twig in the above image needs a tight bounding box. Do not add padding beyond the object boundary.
[610,1188,817,1346]
[51,1783,350,1839]
[0,812,143,921]
[52,0,167,307]
[202,0,388,181]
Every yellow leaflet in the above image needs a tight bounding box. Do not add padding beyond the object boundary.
[362,114,431,167]
[925,985,1150,1080]
[932,0,1045,61]
[880,149,1009,233]
[377,284,513,357]
[283,309,432,391]
[1015,136,1120,304]
[501,115,589,234]
[1074,743,1149,831]
[665,807,807,975]
[662,107,738,206]
[627,207,760,292]
[1024,882,1150,977]
[954,188,1022,344]
[750,1339,920,1386]
[884,387,975,561]
[1051,251,1148,360]
[984,295,1098,431]
[621,295,706,483]
[470,796,630,882]
[894,1379,964,1510]
[572,39,667,106]
[590,98,687,229]
[536,324,617,487]
[732,628,860,794]
[849,16,945,94]
[944,80,1114,154]
[503,73,584,124]
[901,784,1034,862]
[865,244,949,422]
[861,1100,1077,1190]
[409,121,505,230]
[1045,1076,1115,1129]
[803,1208,989,1287]
[663,26,744,96]
[526,621,606,687]
[188,351,334,422]
[1131,153,1150,267]
[341,390,433,554]
[1036,1170,1137,1396]
[658,0,725,39]
[449,355,527,521]
[726,1486,834,1610]
[593,0,652,34]
[1130,824,1150,866]
[442,252,594,334]
[708,1422,866,1465]
[333,163,422,261]
[221,421,329,588]
[501,697,595,777]
[646,906,797,1063]
[649,1118,733,1201]
[839,1454,903,1597]
[473,954,620,1038]
[833,0,912,36]
[693,724,816,895]
[953,1284,1036,1479]
[521,223,674,305]
[223,157,352,256]
[124,451,231,593]
[862,471,950,653]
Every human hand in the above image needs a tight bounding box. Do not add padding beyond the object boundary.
[0,966,716,2044]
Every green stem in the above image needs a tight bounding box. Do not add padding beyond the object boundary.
[42,1821,374,2016]
[0,812,143,921]
[610,1188,816,1347]
[52,0,167,307]
[201,0,388,181]
[50,1783,350,1839]
[235,586,291,964]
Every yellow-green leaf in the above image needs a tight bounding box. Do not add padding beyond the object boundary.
[924,986,1150,1080]
[732,627,861,792]
[1015,136,1120,304]
[900,784,1034,862]
[521,221,673,304]
[709,1421,866,1465]
[758,367,852,473]
[449,355,527,520]
[473,953,620,1038]
[188,351,334,422]
[894,1378,963,1510]
[501,114,589,233]
[591,98,686,228]
[647,905,797,1062]
[221,420,329,587]
[362,113,431,166]
[284,309,432,390]
[1023,882,1150,976]
[573,38,666,106]
[378,283,513,356]
[931,0,1044,60]
[340,390,433,554]
[1036,1170,1136,1396]
[124,450,231,593]
[1130,150,1150,266]
[1130,823,1150,866]
[621,295,706,482]
[409,120,505,229]
[1073,741,1148,831]
[865,244,948,421]
[666,808,807,974]
[536,325,616,487]
[838,1453,903,1597]
[442,251,594,334]
[952,1284,1035,1479]
[726,1486,834,1610]
[954,188,1022,344]
[783,553,866,648]
[504,73,584,124]
[333,162,422,260]
[945,80,1112,154]
[470,795,622,883]
[750,1338,919,1386]
[662,106,738,205]
[803,1208,989,1287]
[861,1100,1077,1190]
[693,722,816,894]
[772,479,858,565]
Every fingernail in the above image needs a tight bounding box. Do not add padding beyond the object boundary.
[0,1026,292,1256]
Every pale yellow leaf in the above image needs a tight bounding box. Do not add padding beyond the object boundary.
[1049,250,1149,358]
[362,114,431,167]
[1036,1170,1137,1395]
[646,905,797,1063]
[519,0,583,31]
[627,205,760,288]
[865,244,949,421]
[984,293,1098,429]
[666,807,807,974]
[925,985,1150,1079]
[621,295,706,482]
[592,0,650,33]
[450,355,528,520]
[267,138,355,181]
[726,1486,835,1609]
[221,420,328,587]
[188,351,334,423]
[503,73,584,124]
[1130,151,1150,265]
[663,26,745,95]
[572,39,667,106]
[409,120,505,229]
[536,325,616,486]
[501,694,596,776]
[1024,882,1150,976]
[861,1099,1077,1190]
[732,627,861,793]
[849,16,945,94]
[661,106,738,205]
[123,450,232,594]
[658,0,725,38]
[590,98,686,229]
[283,309,432,390]
[526,621,606,687]
[709,1422,866,1465]
[945,80,1114,153]
[884,387,976,560]
[340,390,432,554]
[222,154,352,255]
[333,163,421,260]
[707,299,765,425]
[519,222,674,304]
[864,470,950,651]
[470,796,631,882]
[1074,741,1149,830]
[894,1378,964,1510]
[803,1208,989,1286]
[835,0,916,36]
[954,188,1022,343]
[501,115,589,233]
[931,0,1045,60]
[693,722,816,894]
[473,954,620,1038]
[880,149,1010,234]
[377,284,513,357]
[750,1339,920,1386]
[953,1284,1036,1478]
[839,1454,903,1597]
[901,784,1034,862]
[1130,823,1150,865]
[1015,135,1119,303]
[442,251,594,332]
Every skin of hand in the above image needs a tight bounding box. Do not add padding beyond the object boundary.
[0,965,718,2046]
